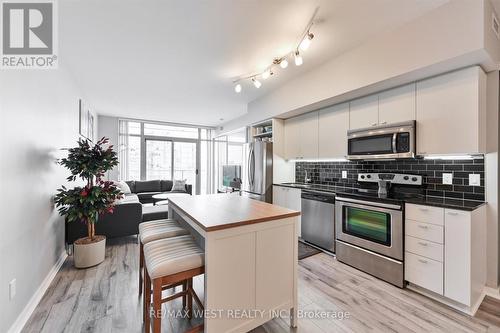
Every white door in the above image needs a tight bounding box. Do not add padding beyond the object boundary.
[444,209,471,305]
[349,94,379,129]
[318,103,349,158]
[416,67,485,155]
[379,83,416,124]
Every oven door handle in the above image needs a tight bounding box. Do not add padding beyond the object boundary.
[335,196,401,210]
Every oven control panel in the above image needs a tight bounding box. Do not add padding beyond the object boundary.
[358,173,422,185]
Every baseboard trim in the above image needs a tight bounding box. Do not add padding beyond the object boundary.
[483,285,500,300]
[7,251,67,333]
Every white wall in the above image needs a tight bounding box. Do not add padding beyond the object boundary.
[222,0,499,133]
[0,66,83,332]
[98,115,120,181]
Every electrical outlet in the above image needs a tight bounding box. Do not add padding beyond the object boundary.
[9,279,16,300]
[342,170,348,179]
[469,174,481,186]
[442,173,453,185]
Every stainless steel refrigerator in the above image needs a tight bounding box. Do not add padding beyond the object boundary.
[241,142,273,202]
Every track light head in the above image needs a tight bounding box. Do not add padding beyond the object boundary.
[294,51,303,66]
[252,78,262,88]
[280,58,288,69]
[299,32,314,51]
[262,68,273,80]
[234,83,242,93]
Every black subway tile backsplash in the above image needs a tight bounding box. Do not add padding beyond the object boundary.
[295,157,485,202]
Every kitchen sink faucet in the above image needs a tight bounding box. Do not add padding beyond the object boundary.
[304,169,312,184]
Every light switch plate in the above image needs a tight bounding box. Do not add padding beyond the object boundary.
[469,174,481,186]
[442,173,453,185]
[9,279,16,300]
[342,170,347,179]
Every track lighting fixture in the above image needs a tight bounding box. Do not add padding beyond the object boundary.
[231,7,318,92]
[294,51,303,66]
[252,77,262,88]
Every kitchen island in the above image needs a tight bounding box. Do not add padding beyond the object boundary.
[168,194,300,333]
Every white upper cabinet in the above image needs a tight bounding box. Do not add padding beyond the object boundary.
[284,116,302,160]
[378,83,416,124]
[349,94,378,129]
[416,66,486,155]
[318,103,349,158]
[300,112,319,159]
[284,112,318,160]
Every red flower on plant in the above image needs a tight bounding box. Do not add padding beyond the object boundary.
[81,189,88,197]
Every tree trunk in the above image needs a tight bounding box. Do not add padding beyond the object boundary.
[87,220,92,240]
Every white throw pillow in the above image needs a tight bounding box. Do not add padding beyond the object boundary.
[113,180,131,194]
[171,179,187,192]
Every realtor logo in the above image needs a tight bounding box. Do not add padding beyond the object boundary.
[1,0,58,69]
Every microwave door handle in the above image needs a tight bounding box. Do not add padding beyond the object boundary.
[392,133,397,153]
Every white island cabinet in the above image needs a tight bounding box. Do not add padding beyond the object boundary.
[405,203,486,314]
[168,194,300,333]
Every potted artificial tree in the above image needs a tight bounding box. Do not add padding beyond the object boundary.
[55,137,122,268]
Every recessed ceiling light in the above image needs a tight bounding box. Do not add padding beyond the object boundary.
[234,83,242,93]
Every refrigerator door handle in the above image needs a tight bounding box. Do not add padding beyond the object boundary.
[250,147,255,186]
[247,146,253,187]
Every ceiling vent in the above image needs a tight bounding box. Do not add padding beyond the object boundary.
[492,12,500,39]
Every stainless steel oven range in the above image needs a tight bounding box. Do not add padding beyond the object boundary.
[335,173,422,288]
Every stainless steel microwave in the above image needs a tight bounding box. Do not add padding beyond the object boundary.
[347,120,415,160]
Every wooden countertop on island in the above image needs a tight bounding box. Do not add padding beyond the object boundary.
[168,194,301,232]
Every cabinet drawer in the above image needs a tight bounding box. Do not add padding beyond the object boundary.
[405,252,443,295]
[405,204,444,225]
[405,220,443,244]
[405,235,443,262]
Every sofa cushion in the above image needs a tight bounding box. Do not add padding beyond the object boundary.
[171,179,187,192]
[160,180,173,192]
[112,180,131,194]
[116,193,140,204]
[125,181,136,193]
[135,180,161,193]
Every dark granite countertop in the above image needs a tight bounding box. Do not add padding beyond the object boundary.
[273,183,486,211]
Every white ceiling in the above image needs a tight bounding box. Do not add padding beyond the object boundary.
[60,0,448,126]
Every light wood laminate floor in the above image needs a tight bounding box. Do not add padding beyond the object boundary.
[22,237,500,332]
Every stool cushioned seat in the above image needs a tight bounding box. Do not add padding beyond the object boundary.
[144,235,204,279]
[139,219,189,244]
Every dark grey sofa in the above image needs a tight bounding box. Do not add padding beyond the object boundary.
[125,180,192,204]
[65,194,142,244]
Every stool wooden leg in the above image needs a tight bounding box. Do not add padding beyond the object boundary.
[182,280,187,310]
[144,266,151,329]
[153,278,162,333]
[187,278,193,319]
[139,242,144,295]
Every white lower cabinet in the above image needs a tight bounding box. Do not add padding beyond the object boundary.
[404,204,486,311]
[273,185,301,236]
[405,252,443,295]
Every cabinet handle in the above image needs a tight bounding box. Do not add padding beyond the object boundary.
[419,152,427,155]
[418,241,428,246]
[418,224,429,229]
[371,123,378,126]
[380,121,387,125]
[419,208,428,211]
[447,211,458,216]
[418,259,428,264]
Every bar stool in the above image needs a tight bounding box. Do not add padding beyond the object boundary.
[138,219,190,295]
[143,235,205,333]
